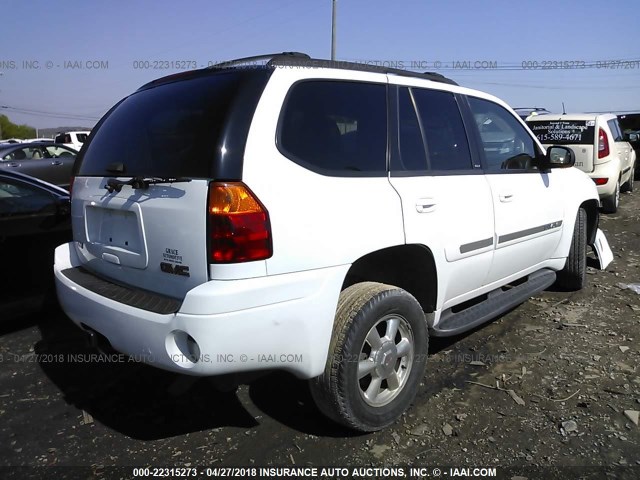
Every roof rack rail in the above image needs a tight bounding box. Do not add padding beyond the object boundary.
[267,57,458,86]
[209,52,311,69]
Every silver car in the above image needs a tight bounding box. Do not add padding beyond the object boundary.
[0,142,78,188]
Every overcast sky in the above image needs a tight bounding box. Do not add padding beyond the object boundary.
[1,0,639,129]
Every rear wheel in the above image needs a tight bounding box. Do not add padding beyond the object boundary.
[601,178,620,213]
[556,208,587,291]
[309,282,428,431]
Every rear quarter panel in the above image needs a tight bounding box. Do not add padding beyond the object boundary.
[242,68,405,277]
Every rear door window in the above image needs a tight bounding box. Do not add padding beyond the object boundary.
[412,88,473,171]
[278,80,387,176]
[607,119,623,142]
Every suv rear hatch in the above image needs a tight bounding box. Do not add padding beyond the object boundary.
[71,68,271,300]
[527,119,596,172]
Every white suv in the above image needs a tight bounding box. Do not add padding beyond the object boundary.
[526,114,636,213]
[54,131,90,151]
[54,53,612,432]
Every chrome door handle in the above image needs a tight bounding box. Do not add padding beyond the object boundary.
[51,160,63,166]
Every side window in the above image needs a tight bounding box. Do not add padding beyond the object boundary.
[398,88,428,171]
[607,119,623,141]
[4,148,29,161]
[467,97,538,171]
[0,177,54,216]
[412,89,473,171]
[279,81,387,175]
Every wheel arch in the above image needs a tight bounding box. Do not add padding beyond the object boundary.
[582,198,600,245]
[342,244,437,314]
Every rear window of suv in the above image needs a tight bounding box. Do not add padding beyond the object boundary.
[78,70,270,178]
[526,120,595,145]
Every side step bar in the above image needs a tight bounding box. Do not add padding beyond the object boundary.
[432,269,557,337]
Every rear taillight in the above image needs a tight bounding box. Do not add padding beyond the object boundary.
[207,182,272,263]
[593,178,609,185]
[598,128,609,159]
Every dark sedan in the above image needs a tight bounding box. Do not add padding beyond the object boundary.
[0,142,78,188]
[1,170,71,317]
[0,170,70,238]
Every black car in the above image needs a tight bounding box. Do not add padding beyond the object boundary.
[0,142,78,188]
[0,170,70,238]
[1,170,71,316]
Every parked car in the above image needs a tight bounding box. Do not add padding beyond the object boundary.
[0,170,70,238]
[54,131,90,151]
[23,138,55,143]
[618,113,640,179]
[0,170,71,316]
[527,114,636,213]
[0,142,78,188]
[54,53,612,432]
[514,107,551,120]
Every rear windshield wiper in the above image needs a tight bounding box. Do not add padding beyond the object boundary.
[104,176,192,193]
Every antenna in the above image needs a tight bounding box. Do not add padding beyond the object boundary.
[562,102,566,115]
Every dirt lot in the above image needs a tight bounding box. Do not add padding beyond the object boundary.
[0,191,639,480]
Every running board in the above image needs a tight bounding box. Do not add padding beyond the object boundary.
[432,269,557,337]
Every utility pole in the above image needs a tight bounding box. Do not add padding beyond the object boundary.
[331,0,337,60]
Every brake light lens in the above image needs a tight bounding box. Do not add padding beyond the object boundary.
[593,178,609,186]
[207,182,272,263]
[598,128,609,159]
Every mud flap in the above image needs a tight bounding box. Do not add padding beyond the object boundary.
[591,229,613,270]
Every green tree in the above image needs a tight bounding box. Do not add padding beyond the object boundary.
[0,114,36,139]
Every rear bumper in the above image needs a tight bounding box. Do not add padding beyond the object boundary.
[54,242,347,379]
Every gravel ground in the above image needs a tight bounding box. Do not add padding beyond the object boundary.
[0,191,639,480]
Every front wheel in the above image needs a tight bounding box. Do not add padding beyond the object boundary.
[309,282,428,432]
[556,208,587,291]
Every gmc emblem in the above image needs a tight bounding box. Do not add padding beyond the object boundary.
[160,262,190,277]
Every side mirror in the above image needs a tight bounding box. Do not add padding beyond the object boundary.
[542,146,575,169]
[627,133,639,142]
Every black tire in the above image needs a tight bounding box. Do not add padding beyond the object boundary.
[309,282,428,432]
[556,208,587,291]
[601,178,620,214]
[621,168,634,193]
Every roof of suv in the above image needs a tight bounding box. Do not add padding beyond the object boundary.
[139,52,459,91]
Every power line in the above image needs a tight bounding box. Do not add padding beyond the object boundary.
[1,105,100,122]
